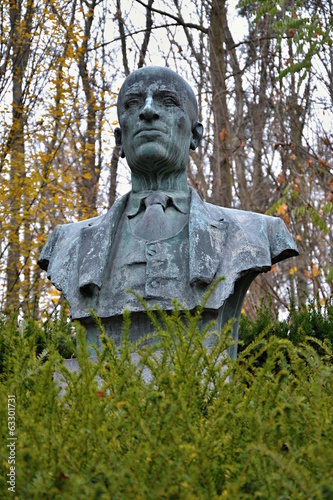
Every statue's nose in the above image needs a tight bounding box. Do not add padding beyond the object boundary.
[139,96,159,121]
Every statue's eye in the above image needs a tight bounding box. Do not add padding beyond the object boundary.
[163,96,179,107]
[124,98,139,109]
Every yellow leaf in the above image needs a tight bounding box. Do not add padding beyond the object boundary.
[312,264,319,278]
[276,203,288,215]
[289,266,297,275]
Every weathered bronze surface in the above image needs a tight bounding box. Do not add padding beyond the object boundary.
[38,66,299,358]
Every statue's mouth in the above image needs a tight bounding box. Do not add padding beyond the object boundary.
[134,127,167,137]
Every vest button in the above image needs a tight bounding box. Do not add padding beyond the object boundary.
[147,246,157,256]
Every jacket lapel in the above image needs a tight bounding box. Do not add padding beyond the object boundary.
[78,193,130,293]
[189,189,229,285]
[78,188,228,292]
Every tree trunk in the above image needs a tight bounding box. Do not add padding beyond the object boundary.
[209,0,232,207]
[5,0,33,312]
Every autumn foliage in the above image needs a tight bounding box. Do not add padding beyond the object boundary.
[0,0,332,317]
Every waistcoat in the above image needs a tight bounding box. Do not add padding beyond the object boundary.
[97,213,191,317]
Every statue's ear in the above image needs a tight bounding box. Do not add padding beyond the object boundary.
[190,122,203,150]
[115,127,125,158]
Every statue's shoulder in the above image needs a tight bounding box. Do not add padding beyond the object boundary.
[202,198,284,228]
[38,193,130,272]
[52,191,131,234]
[57,213,103,233]
[199,198,266,225]
[56,213,105,237]
[37,214,103,271]
[190,188,281,229]
[200,198,299,264]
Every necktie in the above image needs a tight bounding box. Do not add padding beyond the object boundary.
[132,192,175,241]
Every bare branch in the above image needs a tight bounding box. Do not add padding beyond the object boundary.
[116,0,130,76]
[138,0,154,68]
[135,0,208,34]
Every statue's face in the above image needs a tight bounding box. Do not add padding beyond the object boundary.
[116,67,202,177]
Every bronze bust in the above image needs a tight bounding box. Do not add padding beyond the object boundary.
[38,66,298,358]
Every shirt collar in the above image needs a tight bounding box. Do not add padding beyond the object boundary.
[126,188,190,217]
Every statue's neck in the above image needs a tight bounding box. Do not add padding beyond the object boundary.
[131,169,188,193]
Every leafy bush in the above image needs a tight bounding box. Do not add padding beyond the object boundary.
[0,305,76,377]
[239,296,333,356]
[0,302,332,498]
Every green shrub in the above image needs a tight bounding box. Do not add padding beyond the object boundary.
[0,305,76,377]
[239,296,333,358]
[0,302,332,498]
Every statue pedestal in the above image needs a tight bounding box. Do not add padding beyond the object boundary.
[53,352,160,396]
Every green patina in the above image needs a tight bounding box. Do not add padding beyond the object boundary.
[38,66,298,358]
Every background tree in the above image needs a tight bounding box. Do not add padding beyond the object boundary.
[0,0,331,318]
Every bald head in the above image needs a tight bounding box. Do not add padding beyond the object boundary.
[117,66,199,126]
[115,66,203,183]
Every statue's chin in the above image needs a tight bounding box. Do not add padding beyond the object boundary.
[131,143,167,168]
[127,144,188,177]
[128,154,173,176]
